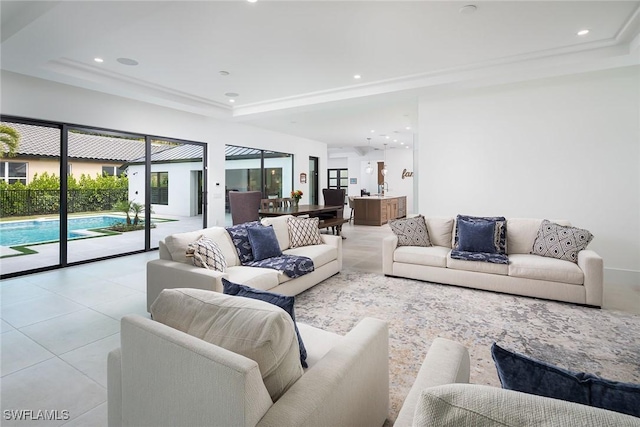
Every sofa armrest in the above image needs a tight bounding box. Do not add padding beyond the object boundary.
[382,235,398,275]
[578,250,604,307]
[107,348,122,427]
[146,259,226,311]
[115,315,273,427]
[321,234,343,270]
[257,317,389,427]
[394,338,470,427]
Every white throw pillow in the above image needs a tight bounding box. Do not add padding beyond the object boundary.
[150,288,303,401]
[287,217,323,248]
[186,236,227,272]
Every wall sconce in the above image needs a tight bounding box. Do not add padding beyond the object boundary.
[365,137,373,174]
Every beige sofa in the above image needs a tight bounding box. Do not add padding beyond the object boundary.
[383,217,603,307]
[147,215,342,311]
[107,294,389,427]
[394,338,639,426]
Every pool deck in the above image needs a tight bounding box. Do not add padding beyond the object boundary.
[1,214,204,276]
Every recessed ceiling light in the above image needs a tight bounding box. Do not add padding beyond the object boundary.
[577,29,590,36]
[225,92,239,97]
[94,57,104,63]
[459,5,477,15]
[370,129,375,133]
[400,142,404,145]
[406,146,409,149]
[247,0,257,3]
[219,71,230,76]
[229,99,235,103]
[393,139,398,142]
[354,74,361,79]
[405,126,411,130]
[117,57,139,66]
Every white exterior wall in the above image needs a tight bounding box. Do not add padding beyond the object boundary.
[418,66,640,286]
[1,71,328,226]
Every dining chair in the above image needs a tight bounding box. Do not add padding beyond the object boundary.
[348,196,355,223]
[228,191,262,225]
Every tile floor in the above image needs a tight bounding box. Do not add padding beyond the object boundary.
[1,222,638,426]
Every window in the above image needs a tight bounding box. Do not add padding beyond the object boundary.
[102,165,125,177]
[151,172,169,205]
[1,161,27,184]
[327,168,348,193]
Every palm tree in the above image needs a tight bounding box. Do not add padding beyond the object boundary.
[0,125,20,158]
[131,201,145,225]
[113,200,132,225]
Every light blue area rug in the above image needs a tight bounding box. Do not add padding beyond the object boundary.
[295,271,640,423]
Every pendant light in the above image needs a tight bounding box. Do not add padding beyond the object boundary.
[365,138,373,174]
[381,143,388,176]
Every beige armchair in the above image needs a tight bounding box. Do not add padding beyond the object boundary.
[108,314,389,427]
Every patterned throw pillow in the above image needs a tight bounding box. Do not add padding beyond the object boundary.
[186,236,227,272]
[389,215,431,247]
[287,217,323,248]
[454,215,507,255]
[531,220,593,263]
[226,221,262,265]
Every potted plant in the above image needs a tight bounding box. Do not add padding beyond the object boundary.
[291,189,303,207]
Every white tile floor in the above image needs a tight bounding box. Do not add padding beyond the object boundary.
[1,221,638,426]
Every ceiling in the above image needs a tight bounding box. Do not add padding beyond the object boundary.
[2,1,639,155]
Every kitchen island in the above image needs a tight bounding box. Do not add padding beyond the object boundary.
[353,195,406,226]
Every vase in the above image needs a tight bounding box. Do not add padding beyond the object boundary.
[293,199,299,207]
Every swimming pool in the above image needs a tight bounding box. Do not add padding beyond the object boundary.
[0,215,127,246]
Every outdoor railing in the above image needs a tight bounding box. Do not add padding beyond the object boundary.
[0,189,128,217]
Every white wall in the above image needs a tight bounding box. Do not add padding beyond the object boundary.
[1,71,328,226]
[418,66,640,285]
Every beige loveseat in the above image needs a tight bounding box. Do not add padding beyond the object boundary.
[108,289,389,427]
[383,217,603,307]
[394,338,638,426]
[147,215,342,311]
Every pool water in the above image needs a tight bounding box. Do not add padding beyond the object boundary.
[0,215,127,246]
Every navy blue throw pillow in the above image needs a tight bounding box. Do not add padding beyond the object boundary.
[226,221,262,265]
[491,343,640,418]
[247,225,282,261]
[457,218,497,253]
[222,278,308,368]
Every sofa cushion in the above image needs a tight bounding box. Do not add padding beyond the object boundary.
[261,215,293,251]
[508,254,584,285]
[389,215,431,247]
[186,236,227,272]
[456,219,497,253]
[164,227,239,267]
[225,266,281,291]
[531,220,594,263]
[506,218,571,255]
[287,217,323,248]
[247,225,282,261]
[226,221,263,265]
[150,288,303,401]
[393,245,449,268]
[283,244,336,269]
[453,215,506,255]
[222,279,307,368]
[297,323,343,368]
[425,217,454,248]
[491,343,640,418]
[446,252,509,275]
[413,383,640,427]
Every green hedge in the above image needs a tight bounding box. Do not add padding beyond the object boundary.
[0,172,129,217]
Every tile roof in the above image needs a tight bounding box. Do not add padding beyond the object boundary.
[2,122,177,162]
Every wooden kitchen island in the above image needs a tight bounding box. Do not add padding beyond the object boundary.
[353,195,406,226]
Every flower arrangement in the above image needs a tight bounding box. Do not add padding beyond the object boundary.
[291,189,303,202]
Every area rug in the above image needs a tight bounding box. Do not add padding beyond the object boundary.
[294,271,640,424]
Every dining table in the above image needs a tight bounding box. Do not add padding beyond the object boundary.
[258,204,343,218]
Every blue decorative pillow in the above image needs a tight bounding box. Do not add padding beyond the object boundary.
[222,278,308,368]
[491,343,640,418]
[457,218,496,253]
[247,225,282,261]
[226,221,262,265]
[455,215,507,254]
